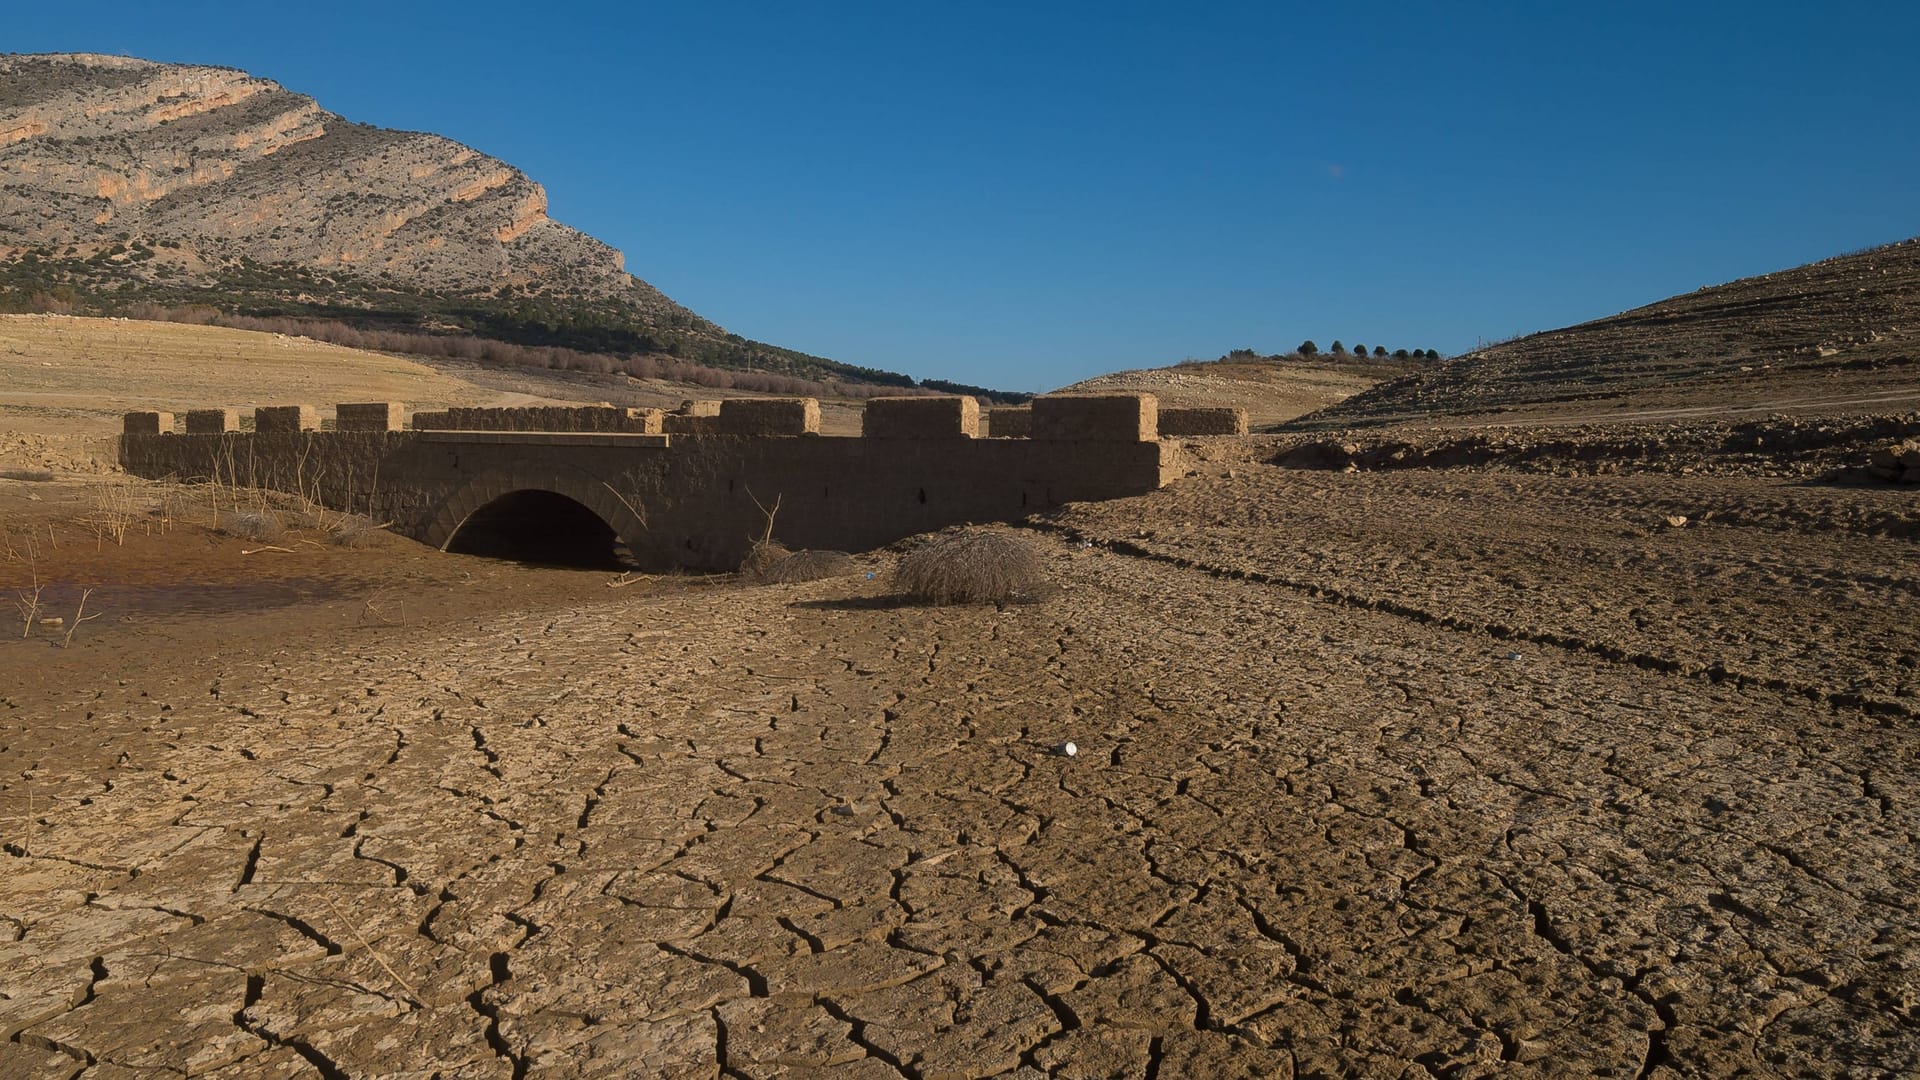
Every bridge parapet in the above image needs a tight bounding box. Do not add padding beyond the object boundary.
[862,396,980,439]
[1159,406,1250,436]
[1033,394,1159,441]
[411,404,662,434]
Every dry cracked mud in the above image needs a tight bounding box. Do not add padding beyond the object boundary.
[1,463,1917,1078]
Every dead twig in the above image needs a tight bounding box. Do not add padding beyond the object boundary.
[322,895,422,1008]
[605,572,644,589]
[240,545,295,555]
[63,588,100,647]
[15,560,42,639]
[745,487,782,545]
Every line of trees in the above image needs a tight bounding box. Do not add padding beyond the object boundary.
[1295,340,1442,361]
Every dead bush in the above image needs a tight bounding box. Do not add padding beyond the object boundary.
[328,517,384,549]
[738,539,792,582]
[762,550,859,583]
[221,510,284,542]
[894,529,1048,605]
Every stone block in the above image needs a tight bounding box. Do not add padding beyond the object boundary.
[663,414,723,435]
[716,398,820,436]
[1157,406,1248,437]
[336,402,405,431]
[987,407,1032,438]
[676,399,722,417]
[254,405,318,433]
[123,411,173,435]
[862,396,980,439]
[1031,394,1158,442]
[183,408,240,434]
[408,406,666,433]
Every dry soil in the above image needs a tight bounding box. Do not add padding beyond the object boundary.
[0,440,1915,1077]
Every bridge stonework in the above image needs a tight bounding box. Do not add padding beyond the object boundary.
[119,395,1180,570]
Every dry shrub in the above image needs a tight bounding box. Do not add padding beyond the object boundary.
[738,539,791,582]
[221,510,284,542]
[894,529,1048,605]
[281,503,328,531]
[328,517,383,549]
[762,549,859,583]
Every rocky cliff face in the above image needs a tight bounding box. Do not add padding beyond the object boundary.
[0,53,685,316]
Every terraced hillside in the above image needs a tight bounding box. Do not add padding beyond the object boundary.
[1295,238,1920,429]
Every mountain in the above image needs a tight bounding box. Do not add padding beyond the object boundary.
[0,53,936,391]
[1290,238,1920,429]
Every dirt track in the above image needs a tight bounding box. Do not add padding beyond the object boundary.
[2,458,1915,1078]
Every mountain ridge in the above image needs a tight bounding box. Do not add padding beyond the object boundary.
[0,52,1025,397]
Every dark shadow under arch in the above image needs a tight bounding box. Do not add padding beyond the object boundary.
[444,489,627,569]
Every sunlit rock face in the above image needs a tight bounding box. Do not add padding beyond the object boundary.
[0,53,680,314]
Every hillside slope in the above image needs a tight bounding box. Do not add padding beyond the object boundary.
[0,53,665,306]
[1060,354,1422,429]
[0,53,926,389]
[1294,239,1920,429]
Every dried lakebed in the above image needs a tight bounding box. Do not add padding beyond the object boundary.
[1,468,1916,1078]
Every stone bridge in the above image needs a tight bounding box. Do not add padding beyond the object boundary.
[117,394,1213,569]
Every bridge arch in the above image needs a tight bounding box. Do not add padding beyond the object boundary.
[422,465,647,568]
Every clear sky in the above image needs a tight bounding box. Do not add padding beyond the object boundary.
[8,2,1917,391]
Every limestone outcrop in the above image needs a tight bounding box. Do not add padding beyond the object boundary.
[0,53,683,315]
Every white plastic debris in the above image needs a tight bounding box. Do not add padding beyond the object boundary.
[1056,741,1078,757]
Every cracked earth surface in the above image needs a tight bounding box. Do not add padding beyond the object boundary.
[2,465,1917,1078]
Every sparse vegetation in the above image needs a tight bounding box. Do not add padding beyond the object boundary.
[756,549,860,584]
[326,517,386,549]
[738,538,792,582]
[894,529,1049,605]
[220,510,285,543]
[0,255,1031,402]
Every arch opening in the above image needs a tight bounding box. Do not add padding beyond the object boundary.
[445,489,628,569]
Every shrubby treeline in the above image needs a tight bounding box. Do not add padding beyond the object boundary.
[0,250,1034,403]
[1201,342,1446,365]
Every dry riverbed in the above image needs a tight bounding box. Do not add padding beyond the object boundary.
[0,462,1916,1078]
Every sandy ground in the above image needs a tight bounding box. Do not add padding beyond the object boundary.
[0,315,528,437]
[0,449,1915,1077]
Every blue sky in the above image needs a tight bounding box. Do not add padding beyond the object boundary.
[9,2,1917,391]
